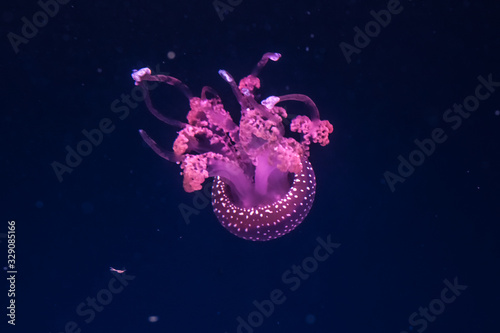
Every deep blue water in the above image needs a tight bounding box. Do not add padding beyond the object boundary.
[2,1,499,332]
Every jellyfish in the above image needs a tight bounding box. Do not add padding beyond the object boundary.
[132,53,333,241]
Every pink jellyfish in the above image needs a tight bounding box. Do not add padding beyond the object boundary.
[132,53,333,241]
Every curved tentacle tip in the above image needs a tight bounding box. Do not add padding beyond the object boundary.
[269,53,281,61]
[218,69,233,82]
[138,129,155,146]
[261,96,280,109]
[131,67,151,85]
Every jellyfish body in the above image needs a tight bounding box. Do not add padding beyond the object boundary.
[212,159,316,241]
[132,53,333,241]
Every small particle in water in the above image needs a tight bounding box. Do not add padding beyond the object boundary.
[305,314,316,324]
[97,68,102,73]
[35,200,44,208]
[495,110,500,116]
[167,51,176,60]
[148,315,159,323]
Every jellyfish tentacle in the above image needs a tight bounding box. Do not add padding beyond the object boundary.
[219,69,263,111]
[276,94,320,120]
[251,52,281,77]
[142,89,187,128]
[132,68,193,99]
[152,74,193,100]
[132,68,189,128]
[139,129,182,163]
[201,86,221,101]
[218,70,241,98]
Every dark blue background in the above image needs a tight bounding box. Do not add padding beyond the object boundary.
[2,1,499,332]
